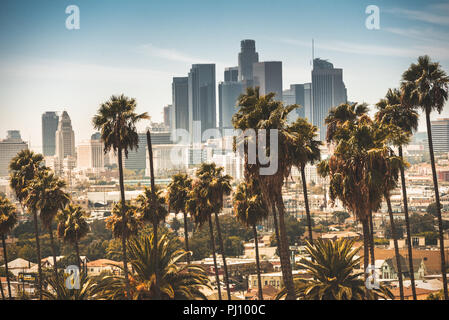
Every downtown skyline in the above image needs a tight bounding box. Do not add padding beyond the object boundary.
[1,0,449,152]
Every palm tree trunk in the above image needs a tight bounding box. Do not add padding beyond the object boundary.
[75,238,81,270]
[0,277,4,300]
[32,210,43,300]
[117,146,131,299]
[153,220,161,300]
[398,146,417,300]
[214,212,231,300]
[425,111,448,299]
[361,219,370,298]
[1,235,12,299]
[271,203,281,249]
[301,165,313,244]
[183,211,190,264]
[368,212,376,267]
[48,227,59,278]
[208,215,222,300]
[385,194,404,300]
[275,194,296,300]
[252,223,263,300]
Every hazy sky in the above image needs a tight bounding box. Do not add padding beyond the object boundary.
[1,0,449,152]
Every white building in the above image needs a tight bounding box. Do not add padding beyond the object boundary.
[77,139,104,170]
[55,111,76,164]
[0,130,28,177]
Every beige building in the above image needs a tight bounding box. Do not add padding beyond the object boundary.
[86,259,124,276]
[77,139,104,169]
[248,270,307,290]
[0,131,28,177]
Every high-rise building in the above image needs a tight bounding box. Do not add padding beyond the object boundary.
[283,84,309,122]
[304,83,312,122]
[42,112,59,156]
[77,139,104,170]
[163,104,172,130]
[430,119,449,153]
[172,77,189,133]
[188,64,216,141]
[253,61,283,100]
[238,40,259,85]
[55,111,76,160]
[0,131,28,177]
[312,58,347,141]
[219,67,244,131]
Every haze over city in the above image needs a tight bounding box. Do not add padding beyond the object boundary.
[1,0,449,151]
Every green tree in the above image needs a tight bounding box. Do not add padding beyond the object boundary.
[9,149,45,299]
[167,173,193,263]
[234,181,268,300]
[92,94,149,298]
[332,211,350,225]
[402,55,449,298]
[0,195,18,299]
[57,204,89,269]
[275,239,393,300]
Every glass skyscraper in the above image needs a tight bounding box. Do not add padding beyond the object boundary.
[42,111,59,156]
[188,64,216,142]
[219,67,244,132]
[172,77,189,134]
[238,40,259,86]
[253,61,283,101]
[311,58,347,141]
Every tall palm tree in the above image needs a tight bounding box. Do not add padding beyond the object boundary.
[57,204,89,269]
[287,118,322,243]
[95,234,211,300]
[186,179,222,300]
[375,88,419,300]
[196,163,233,300]
[275,239,394,300]
[9,149,45,299]
[135,186,168,300]
[0,195,18,299]
[42,272,98,300]
[232,87,297,300]
[26,169,70,277]
[167,173,193,264]
[92,94,149,298]
[233,181,268,300]
[401,55,449,299]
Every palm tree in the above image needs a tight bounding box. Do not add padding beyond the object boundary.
[42,272,98,300]
[9,149,45,299]
[287,118,322,243]
[186,178,222,300]
[92,94,149,298]
[232,87,297,300]
[135,186,168,300]
[375,88,419,300]
[275,239,393,300]
[0,195,18,299]
[318,109,402,282]
[233,181,268,300]
[401,55,449,299]
[167,173,193,264]
[57,204,89,270]
[196,163,233,300]
[94,234,211,300]
[26,169,70,277]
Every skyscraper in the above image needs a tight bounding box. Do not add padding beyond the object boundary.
[163,104,172,130]
[312,58,347,141]
[42,111,59,156]
[55,111,76,160]
[219,67,244,132]
[0,131,28,177]
[430,119,449,153]
[77,139,104,170]
[238,39,259,85]
[188,64,216,141]
[283,84,308,122]
[253,61,283,100]
[172,77,189,133]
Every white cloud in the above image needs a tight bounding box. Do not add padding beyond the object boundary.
[385,4,449,27]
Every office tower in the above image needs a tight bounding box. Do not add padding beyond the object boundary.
[430,119,449,152]
[0,131,28,177]
[303,83,312,122]
[163,104,172,130]
[125,130,173,171]
[312,58,347,141]
[219,67,244,131]
[77,139,104,169]
[238,40,259,84]
[55,111,76,160]
[172,77,189,133]
[283,84,308,122]
[188,64,216,141]
[91,132,101,140]
[253,61,283,100]
[42,112,59,156]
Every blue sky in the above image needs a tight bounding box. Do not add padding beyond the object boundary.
[1,0,449,151]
